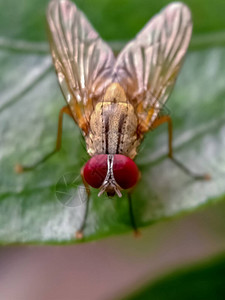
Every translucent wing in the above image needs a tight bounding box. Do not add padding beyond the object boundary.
[47,0,115,134]
[113,3,192,133]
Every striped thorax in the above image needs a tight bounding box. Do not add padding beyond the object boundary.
[86,83,140,159]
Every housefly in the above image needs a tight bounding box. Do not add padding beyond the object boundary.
[16,0,209,238]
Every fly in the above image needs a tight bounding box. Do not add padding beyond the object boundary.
[16,0,210,238]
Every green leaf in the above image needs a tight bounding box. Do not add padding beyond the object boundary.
[1,0,225,244]
[123,254,225,300]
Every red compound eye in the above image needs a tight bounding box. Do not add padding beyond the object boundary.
[83,155,108,188]
[113,155,139,189]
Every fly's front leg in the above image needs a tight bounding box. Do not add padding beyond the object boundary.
[75,167,91,239]
[15,105,72,173]
[151,115,210,180]
[128,192,141,237]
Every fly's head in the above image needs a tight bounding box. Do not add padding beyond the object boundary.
[83,154,139,197]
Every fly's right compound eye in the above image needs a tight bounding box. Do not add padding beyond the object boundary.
[113,155,139,190]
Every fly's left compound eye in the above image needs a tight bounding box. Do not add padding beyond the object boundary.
[83,155,108,188]
[113,155,139,189]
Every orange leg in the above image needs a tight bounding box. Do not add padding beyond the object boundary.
[15,106,73,173]
[151,115,173,157]
[151,116,210,180]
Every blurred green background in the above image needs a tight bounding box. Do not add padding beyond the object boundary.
[2,0,225,41]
